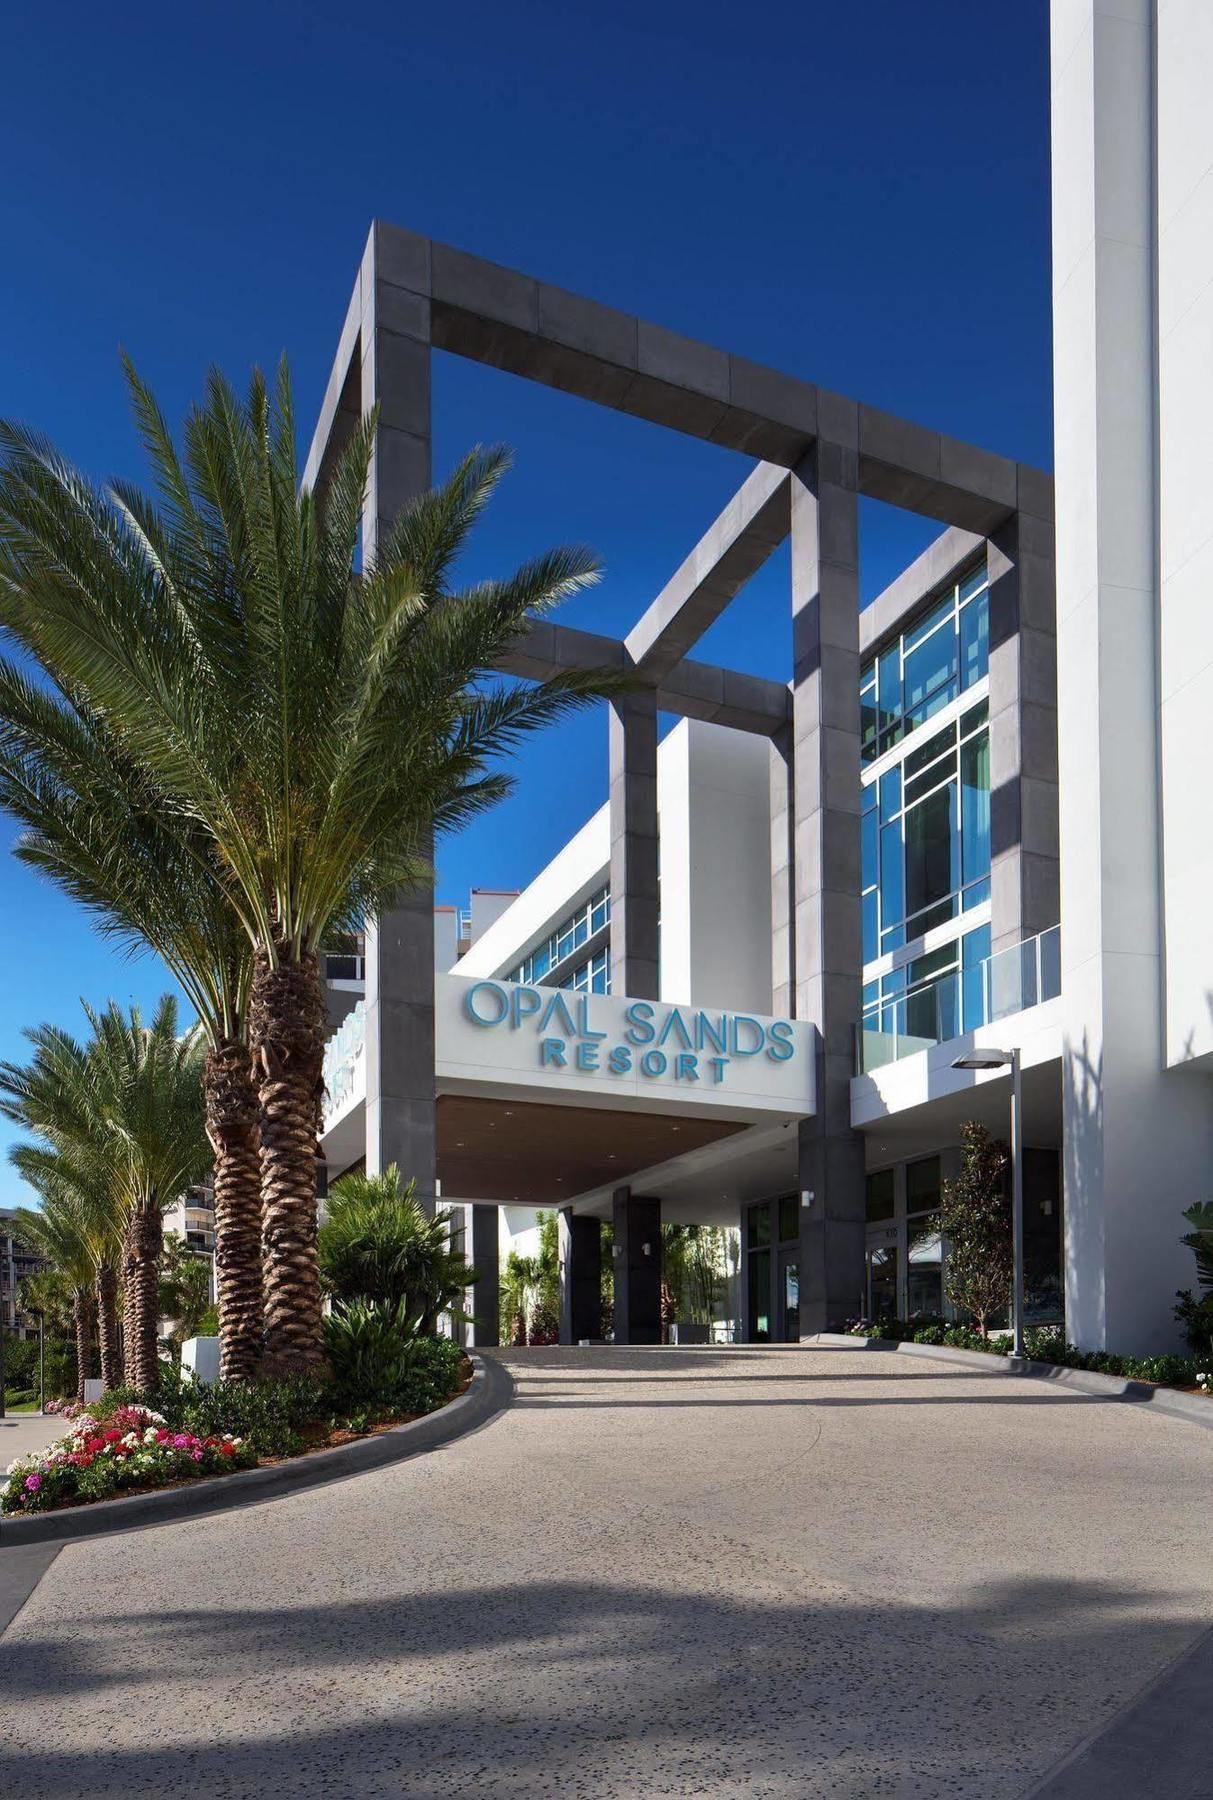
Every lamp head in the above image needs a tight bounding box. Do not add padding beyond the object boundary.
[951,1049,1013,1071]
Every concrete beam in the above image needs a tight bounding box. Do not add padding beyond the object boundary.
[625,464,791,680]
[495,623,790,737]
[859,525,986,660]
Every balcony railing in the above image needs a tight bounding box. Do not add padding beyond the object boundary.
[857,924,1061,1075]
[323,1000,366,1124]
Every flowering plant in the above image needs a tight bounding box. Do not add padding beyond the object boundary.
[2,1404,255,1515]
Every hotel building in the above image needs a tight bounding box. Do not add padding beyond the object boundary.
[316,0,1213,1356]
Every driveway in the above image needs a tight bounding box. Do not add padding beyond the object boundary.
[3,1345,1213,1798]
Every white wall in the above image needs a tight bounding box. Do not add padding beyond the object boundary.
[434,907,459,973]
[1157,0,1213,1067]
[1051,0,1213,1351]
[456,810,609,980]
[459,719,775,1012]
[659,721,774,1012]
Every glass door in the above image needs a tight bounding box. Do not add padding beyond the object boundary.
[778,1247,799,1341]
[865,1225,900,1320]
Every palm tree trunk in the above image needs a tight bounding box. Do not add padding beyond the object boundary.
[123,1206,164,1394]
[73,1287,96,1402]
[205,1038,264,1383]
[249,947,327,1376]
[95,1260,122,1390]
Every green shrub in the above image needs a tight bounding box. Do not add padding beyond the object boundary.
[318,1167,474,1328]
[325,1298,420,1405]
[324,1302,466,1414]
[1174,1289,1213,1358]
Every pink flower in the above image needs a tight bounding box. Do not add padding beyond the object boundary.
[24,1474,42,1492]
[172,1434,191,1449]
[191,1448,204,1462]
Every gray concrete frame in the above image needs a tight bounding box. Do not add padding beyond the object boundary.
[305,219,1056,1341]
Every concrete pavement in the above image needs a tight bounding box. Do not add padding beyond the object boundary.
[1,1409,66,1468]
[3,1344,1213,1798]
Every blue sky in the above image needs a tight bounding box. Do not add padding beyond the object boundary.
[0,0,1052,1203]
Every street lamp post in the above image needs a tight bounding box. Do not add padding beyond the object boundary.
[951,1046,1025,1360]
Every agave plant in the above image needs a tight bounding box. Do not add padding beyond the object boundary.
[0,997,210,1392]
[0,360,619,1374]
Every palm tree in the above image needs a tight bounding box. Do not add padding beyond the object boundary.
[0,997,210,1391]
[0,686,262,1380]
[0,361,619,1373]
[11,1189,98,1401]
[11,1143,124,1389]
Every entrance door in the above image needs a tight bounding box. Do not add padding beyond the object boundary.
[778,1246,799,1341]
[865,1225,900,1320]
[747,1246,772,1340]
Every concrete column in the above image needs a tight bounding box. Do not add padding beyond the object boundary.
[769,723,795,1017]
[987,503,1059,955]
[1051,0,1213,1350]
[608,690,660,999]
[468,1204,500,1349]
[357,224,438,1200]
[789,442,867,1334]
[611,1188,662,1345]
[558,1209,602,1344]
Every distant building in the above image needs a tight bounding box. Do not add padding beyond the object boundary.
[0,1207,47,1341]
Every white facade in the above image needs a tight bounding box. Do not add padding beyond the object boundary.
[1051,0,1213,1351]
[460,718,775,1014]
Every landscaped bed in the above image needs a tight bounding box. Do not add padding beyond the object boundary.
[3,1336,471,1518]
[845,1317,1212,1398]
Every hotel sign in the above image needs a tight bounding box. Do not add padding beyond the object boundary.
[435,974,815,1120]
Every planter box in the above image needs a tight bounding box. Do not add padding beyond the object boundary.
[669,1321,710,1345]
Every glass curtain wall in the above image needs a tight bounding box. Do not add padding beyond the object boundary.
[506,886,611,993]
[859,561,991,1059]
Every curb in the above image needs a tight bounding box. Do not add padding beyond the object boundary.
[0,1353,512,1547]
[807,1332,1213,1431]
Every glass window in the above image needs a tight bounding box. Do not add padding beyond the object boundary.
[904,784,956,928]
[508,886,610,986]
[860,667,879,762]
[906,1212,943,1317]
[905,721,955,781]
[906,1156,941,1213]
[879,766,901,823]
[867,1238,900,1319]
[879,816,905,953]
[960,730,991,891]
[866,1169,895,1221]
[904,749,957,809]
[747,1246,771,1340]
[746,1203,771,1250]
[877,644,902,754]
[903,622,958,728]
[959,564,988,605]
[861,888,878,964]
[858,560,988,764]
[778,1196,799,1242]
[861,803,878,893]
[962,925,991,1032]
